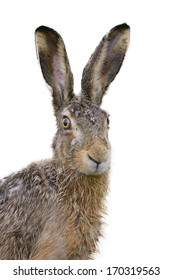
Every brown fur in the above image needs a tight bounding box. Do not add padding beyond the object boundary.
[0,23,130,259]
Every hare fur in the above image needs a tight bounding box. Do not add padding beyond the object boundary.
[0,24,130,259]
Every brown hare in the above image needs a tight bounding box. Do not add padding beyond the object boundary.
[0,23,130,259]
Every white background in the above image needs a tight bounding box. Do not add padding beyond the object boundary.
[0,0,173,278]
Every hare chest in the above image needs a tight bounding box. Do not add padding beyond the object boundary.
[29,173,107,260]
[30,205,102,260]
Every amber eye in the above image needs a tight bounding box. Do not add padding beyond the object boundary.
[63,116,71,129]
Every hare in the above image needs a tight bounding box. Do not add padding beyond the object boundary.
[0,23,130,259]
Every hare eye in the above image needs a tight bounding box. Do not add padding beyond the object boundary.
[63,116,71,129]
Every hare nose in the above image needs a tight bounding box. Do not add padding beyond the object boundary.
[88,154,101,166]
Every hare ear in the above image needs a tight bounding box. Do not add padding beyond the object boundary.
[35,26,74,109]
[81,23,130,105]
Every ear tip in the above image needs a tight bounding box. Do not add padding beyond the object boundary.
[107,23,130,44]
[35,25,48,34]
[110,23,130,36]
[120,23,130,30]
[35,25,59,38]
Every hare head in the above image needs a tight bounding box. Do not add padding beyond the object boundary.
[35,24,130,176]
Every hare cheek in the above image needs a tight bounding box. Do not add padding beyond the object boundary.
[71,127,82,146]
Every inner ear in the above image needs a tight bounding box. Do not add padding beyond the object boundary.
[35,26,74,109]
[81,23,130,105]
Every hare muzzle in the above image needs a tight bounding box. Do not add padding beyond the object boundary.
[82,141,110,174]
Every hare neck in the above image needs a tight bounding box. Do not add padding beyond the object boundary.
[58,168,109,212]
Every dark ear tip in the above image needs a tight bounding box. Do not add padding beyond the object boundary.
[107,23,130,43]
[115,23,130,31]
[119,23,130,30]
[109,23,130,36]
[35,25,49,33]
[35,25,59,37]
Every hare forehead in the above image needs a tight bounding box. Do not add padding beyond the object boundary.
[63,101,107,125]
